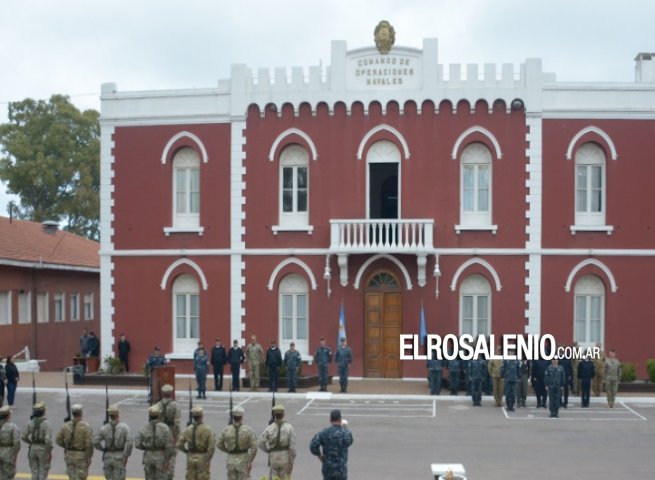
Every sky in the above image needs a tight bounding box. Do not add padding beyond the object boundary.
[1,0,654,212]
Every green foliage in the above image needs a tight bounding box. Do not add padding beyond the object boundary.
[102,356,124,374]
[646,359,655,383]
[620,362,637,382]
[0,95,100,240]
[261,360,304,378]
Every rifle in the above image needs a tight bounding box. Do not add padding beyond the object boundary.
[104,385,110,425]
[187,380,193,426]
[64,369,72,422]
[269,390,276,425]
[228,383,233,425]
[30,370,37,419]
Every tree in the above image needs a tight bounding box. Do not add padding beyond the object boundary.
[0,94,100,240]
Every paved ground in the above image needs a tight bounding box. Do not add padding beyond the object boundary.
[4,374,655,479]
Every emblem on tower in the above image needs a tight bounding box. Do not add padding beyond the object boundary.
[374,20,395,54]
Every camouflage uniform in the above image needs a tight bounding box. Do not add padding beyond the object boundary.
[176,408,215,480]
[426,354,443,395]
[467,358,486,406]
[335,342,353,393]
[21,403,53,480]
[258,406,296,479]
[246,338,264,390]
[310,418,353,480]
[156,388,181,480]
[0,406,20,480]
[93,406,133,480]
[592,350,605,396]
[501,359,520,411]
[487,358,504,407]
[604,356,622,408]
[216,409,258,480]
[314,343,332,391]
[55,407,94,480]
[516,360,530,408]
[135,407,174,480]
[284,346,302,392]
[544,362,566,418]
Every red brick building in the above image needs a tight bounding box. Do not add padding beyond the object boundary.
[0,216,100,370]
[100,31,655,377]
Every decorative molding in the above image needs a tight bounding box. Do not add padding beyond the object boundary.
[269,127,318,161]
[565,126,618,161]
[267,258,318,291]
[450,258,502,292]
[564,258,618,293]
[353,253,413,290]
[161,131,209,164]
[451,126,503,160]
[160,258,209,291]
[356,124,410,160]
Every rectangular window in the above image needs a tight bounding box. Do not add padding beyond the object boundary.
[280,292,309,354]
[175,293,200,340]
[37,292,49,324]
[54,293,65,322]
[84,293,94,320]
[574,294,603,343]
[0,291,10,325]
[460,294,489,336]
[70,293,80,321]
[575,164,605,227]
[280,165,309,226]
[18,291,31,324]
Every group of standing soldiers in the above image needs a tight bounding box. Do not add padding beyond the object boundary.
[427,344,623,418]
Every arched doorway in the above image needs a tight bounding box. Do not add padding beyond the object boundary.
[364,271,402,378]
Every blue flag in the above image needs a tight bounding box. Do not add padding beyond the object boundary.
[338,302,347,346]
[420,303,427,346]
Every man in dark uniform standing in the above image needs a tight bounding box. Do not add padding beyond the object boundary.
[578,354,595,408]
[310,409,353,480]
[265,340,283,392]
[210,338,227,391]
[558,349,573,408]
[117,333,131,372]
[314,338,332,392]
[544,358,566,418]
[227,339,245,391]
[531,355,549,408]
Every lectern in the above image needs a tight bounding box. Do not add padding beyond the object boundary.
[151,365,176,403]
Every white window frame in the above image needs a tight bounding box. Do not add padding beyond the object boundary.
[172,274,200,354]
[170,147,202,232]
[279,274,309,356]
[0,291,11,325]
[84,293,94,321]
[54,293,66,323]
[37,292,49,324]
[366,140,401,220]
[573,143,608,230]
[459,274,491,337]
[278,145,310,228]
[573,275,605,350]
[18,291,31,324]
[457,143,495,232]
[69,293,80,322]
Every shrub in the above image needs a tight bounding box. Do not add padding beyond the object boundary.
[646,359,655,383]
[102,356,124,374]
[621,362,637,382]
[261,360,304,378]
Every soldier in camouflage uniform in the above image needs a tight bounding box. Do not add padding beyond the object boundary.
[284,342,302,393]
[55,404,94,480]
[467,357,486,406]
[0,405,20,480]
[501,358,520,411]
[177,406,215,480]
[156,384,181,480]
[310,409,353,480]
[604,349,622,408]
[135,405,174,480]
[21,401,53,480]
[487,348,504,407]
[246,335,264,391]
[426,351,443,395]
[592,343,605,396]
[216,406,258,480]
[335,338,353,393]
[258,404,296,479]
[544,358,566,418]
[93,404,133,480]
[314,338,332,392]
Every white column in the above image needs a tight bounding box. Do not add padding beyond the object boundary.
[230,121,247,345]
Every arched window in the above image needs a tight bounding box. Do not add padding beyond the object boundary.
[173,274,200,353]
[173,148,200,228]
[460,143,492,227]
[459,274,491,336]
[575,143,606,226]
[279,274,309,355]
[367,140,401,219]
[574,275,605,348]
[280,145,309,227]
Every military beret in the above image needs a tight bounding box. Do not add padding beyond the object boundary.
[330,409,341,421]
[107,404,120,415]
[71,404,83,413]
[0,405,10,417]
[231,406,244,416]
[148,405,161,416]
[33,401,46,412]
[272,404,285,414]
[161,384,174,393]
[191,406,203,417]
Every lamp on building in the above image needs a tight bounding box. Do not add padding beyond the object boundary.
[433,257,442,298]
[324,255,332,298]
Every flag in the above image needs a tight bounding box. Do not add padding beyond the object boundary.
[420,302,427,347]
[338,302,347,346]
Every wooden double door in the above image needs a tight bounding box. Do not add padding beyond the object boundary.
[364,272,402,378]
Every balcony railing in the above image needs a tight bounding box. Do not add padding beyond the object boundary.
[329,219,434,253]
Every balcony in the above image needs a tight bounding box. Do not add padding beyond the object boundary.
[328,219,435,287]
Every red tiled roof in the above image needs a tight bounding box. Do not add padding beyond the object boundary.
[0,216,99,269]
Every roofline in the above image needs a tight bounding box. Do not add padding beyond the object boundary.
[0,258,100,274]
